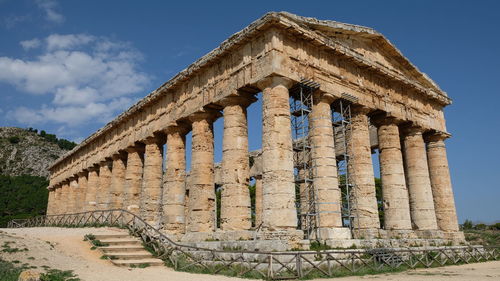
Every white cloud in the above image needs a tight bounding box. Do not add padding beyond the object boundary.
[20,38,41,50]
[46,34,95,50]
[1,33,150,128]
[35,0,64,24]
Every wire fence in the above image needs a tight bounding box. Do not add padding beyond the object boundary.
[7,209,499,280]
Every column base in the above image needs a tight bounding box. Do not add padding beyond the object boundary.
[442,231,466,244]
[385,229,418,239]
[352,228,385,239]
[415,229,444,239]
[313,227,352,240]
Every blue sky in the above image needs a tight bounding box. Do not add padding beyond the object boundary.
[0,0,499,223]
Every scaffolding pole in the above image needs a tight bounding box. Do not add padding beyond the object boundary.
[332,93,359,233]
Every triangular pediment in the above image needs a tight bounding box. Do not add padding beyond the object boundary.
[276,12,447,99]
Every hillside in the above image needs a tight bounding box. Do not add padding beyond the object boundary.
[0,127,73,178]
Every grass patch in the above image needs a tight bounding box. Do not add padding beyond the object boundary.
[464,230,500,246]
[0,259,23,281]
[40,269,80,281]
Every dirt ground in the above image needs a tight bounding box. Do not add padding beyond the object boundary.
[1,227,499,281]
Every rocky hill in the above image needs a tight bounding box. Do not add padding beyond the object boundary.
[0,127,73,178]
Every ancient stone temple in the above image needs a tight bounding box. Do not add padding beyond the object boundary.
[46,12,464,248]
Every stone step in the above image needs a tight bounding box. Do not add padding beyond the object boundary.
[93,234,130,240]
[105,251,154,260]
[111,258,164,267]
[99,238,142,246]
[100,245,145,253]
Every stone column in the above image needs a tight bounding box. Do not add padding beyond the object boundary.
[309,93,343,231]
[60,181,70,214]
[109,153,127,209]
[402,126,438,230]
[124,146,144,214]
[254,176,263,228]
[425,132,459,232]
[187,111,217,233]
[97,160,112,210]
[76,171,88,212]
[259,76,297,231]
[375,118,412,231]
[140,136,164,226]
[220,96,252,231]
[68,177,78,214]
[85,166,99,211]
[53,186,62,214]
[162,126,187,234]
[348,106,380,232]
[47,188,56,215]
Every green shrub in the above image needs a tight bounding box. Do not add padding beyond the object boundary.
[7,136,20,144]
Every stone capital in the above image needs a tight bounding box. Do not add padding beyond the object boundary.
[350,104,372,115]
[188,109,221,123]
[219,94,257,108]
[400,124,424,136]
[370,114,403,127]
[77,171,88,177]
[125,145,143,154]
[143,135,162,145]
[256,75,295,90]
[424,130,451,142]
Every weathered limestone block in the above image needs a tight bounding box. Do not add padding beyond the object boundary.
[75,171,88,212]
[124,146,144,214]
[97,160,112,210]
[309,93,343,229]
[402,126,438,230]
[254,176,263,227]
[259,76,297,231]
[140,136,164,226]
[187,112,217,233]
[348,106,380,230]
[53,186,62,214]
[109,154,126,209]
[220,96,252,231]
[163,126,188,234]
[376,118,412,231]
[425,132,459,232]
[85,166,99,211]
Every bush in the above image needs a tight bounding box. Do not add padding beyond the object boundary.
[7,136,20,144]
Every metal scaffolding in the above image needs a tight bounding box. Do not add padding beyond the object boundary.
[289,79,319,239]
[332,93,359,231]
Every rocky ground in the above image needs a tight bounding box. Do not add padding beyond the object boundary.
[0,227,499,281]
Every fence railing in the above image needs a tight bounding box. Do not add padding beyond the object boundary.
[8,209,499,279]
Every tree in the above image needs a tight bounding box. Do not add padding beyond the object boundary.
[463,219,473,230]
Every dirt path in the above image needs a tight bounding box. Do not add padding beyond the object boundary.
[1,227,499,281]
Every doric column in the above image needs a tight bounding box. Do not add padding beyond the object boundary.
[220,96,252,231]
[162,126,188,234]
[60,181,70,214]
[97,160,112,210]
[76,171,88,212]
[348,105,380,230]
[68,177,79,214]
[258,76,297,231]
[140,136,164,226]
[187,111,218,233]
[109,153,127,209]
[309,93,343,229]
[254,175,263,228]
[124,146,144,213]
[402,126,438,230]
[375,118,412,230]
[53,186,62,214]
[425,132,459,232]
[47,188,56,215]
[85,166,99,211]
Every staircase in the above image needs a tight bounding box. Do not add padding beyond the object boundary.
[90,233,164,267]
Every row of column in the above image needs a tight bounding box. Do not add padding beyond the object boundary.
[46,75,459,237]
